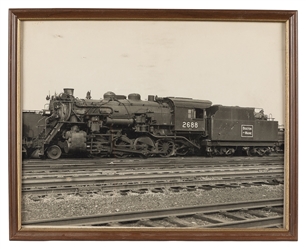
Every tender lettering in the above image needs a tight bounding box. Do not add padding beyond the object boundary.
[241,125,253,137]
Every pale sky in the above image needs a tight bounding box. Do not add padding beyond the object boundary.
[20,20,286,125]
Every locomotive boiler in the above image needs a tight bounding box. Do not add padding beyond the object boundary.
[23,88,279,159]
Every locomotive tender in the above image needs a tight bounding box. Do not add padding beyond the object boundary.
[23,88,279,159]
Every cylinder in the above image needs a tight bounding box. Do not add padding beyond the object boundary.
[67,131,87,154]
[64,88,74,96]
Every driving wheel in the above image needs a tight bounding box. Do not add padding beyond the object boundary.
[157,139,175,157]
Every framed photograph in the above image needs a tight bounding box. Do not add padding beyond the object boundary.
[9,9,298,241]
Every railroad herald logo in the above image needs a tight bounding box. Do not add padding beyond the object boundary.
[241,125,253,137]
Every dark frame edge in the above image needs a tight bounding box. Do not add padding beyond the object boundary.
[9,9,19,241]
[8,8,297,21]
[287,10,298,241]
[8,8,298,241]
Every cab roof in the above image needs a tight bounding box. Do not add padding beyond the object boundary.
[166,97,212,109]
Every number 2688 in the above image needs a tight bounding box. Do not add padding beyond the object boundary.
[182,122,198,128]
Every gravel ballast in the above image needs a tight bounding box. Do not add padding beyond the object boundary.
[22,184,284,222]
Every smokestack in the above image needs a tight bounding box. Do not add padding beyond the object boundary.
[64,88,74,96]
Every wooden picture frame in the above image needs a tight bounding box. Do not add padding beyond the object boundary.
[8,8,298,241]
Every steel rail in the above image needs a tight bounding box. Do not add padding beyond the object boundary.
[23,162,284,173]
[22,169,284,187]
[22,198,283,226]
[22,156,283,169]
[202,216,283,228]
[22,164,284,177]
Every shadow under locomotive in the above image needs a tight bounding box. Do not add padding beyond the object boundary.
[22,88,282,160]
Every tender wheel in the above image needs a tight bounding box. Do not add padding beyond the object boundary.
[257,148,265,157]
[157,139,175,157]
[265,147,272,156]
[257,147,271,157]
[225,147,236,156]
[248,147,257,156]
[249,147,269,157]
[46,145,62,160]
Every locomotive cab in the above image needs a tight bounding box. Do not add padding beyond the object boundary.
[165,97,212,134]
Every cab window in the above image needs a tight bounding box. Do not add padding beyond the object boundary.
[188,108,204,119]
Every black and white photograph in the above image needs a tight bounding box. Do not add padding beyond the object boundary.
[7,8,298,241]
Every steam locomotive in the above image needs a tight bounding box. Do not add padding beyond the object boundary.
[22,88,279,159]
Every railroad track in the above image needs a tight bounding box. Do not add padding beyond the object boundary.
[22,174,283,196]
[22,156,284,195]
[22,166,283,194]
[22,155,284,171]
[22,156,284,179]
[22,158,283,195]
[22,161,284,176]
[23,177,283,196]
[22,164,284,179]
[22,198,283,228]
